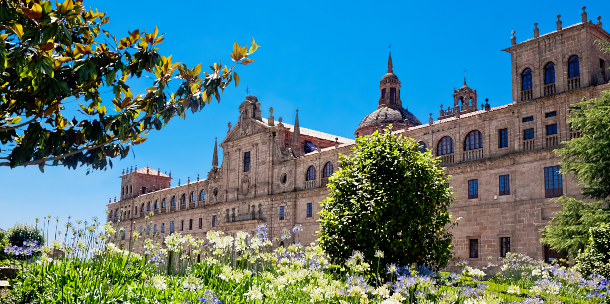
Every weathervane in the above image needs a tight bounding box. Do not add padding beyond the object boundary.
[388,43,392,54]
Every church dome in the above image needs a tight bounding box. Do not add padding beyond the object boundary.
[357,106,422,131]
[354,52,422,137]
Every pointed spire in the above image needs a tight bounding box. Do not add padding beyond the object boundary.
[387,52,393,73]
[291,109,301,155]
[212,137,218,169]
[464,77,467,86]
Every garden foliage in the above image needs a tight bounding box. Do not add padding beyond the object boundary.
[0,0,257,171]
[319,127,455,270]
[5,223,44,247]
[2,216,609,304]
[575,222,610,279]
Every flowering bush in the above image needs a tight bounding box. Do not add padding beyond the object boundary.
[575,222,610,279]
[2,216,609,303]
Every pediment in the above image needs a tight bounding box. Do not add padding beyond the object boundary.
[222,117,268,145]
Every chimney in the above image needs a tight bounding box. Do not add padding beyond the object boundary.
[188,177,190,184]
[511,30,516,46]
[534,23,539,38]
[556,15,562,31]
[178,179,181,186]
[197,174,200,181]
[582,6,587,23]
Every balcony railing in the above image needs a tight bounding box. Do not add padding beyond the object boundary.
[545,135,559,147]
[305,180,316,189]
[189,202,195,209]
[543,83,556,96]
[170,206,176,212]
[161,207,166,213]
[521,89,533,101]
[523,139,535,151]
[463,148,483,162]
[440,154,454,165]
[570,131,581,139]
[568,77,580,91]
[321,177,329,187]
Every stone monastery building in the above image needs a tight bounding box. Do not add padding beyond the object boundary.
[107,9,610,267]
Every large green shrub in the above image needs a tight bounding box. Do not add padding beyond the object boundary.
[6,223,44,247]
[575,222,610,278]
[319,127,455,270]
[0,229,10,261]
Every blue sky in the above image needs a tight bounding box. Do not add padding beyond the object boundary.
[1,0,609,229]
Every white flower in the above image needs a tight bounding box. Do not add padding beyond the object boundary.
[532,269,541,277]
[244,285,263,301]
[462,266,485,280]
[373,285,390,298]
[507,285,520,294]
[146,275,167,290]
[529,286,543,295]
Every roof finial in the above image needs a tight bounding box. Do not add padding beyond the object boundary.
[387,46,393,74]
[212,137,218,169]
[245,86,250,96]
[291,109,301,156]
[463,70,467,86]
[582,6,587,23]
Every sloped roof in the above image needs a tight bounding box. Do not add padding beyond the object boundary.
[407,103,514,131]
[261,118,355,144]
[134,166,170,178]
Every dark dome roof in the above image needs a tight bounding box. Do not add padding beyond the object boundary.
[357,106,422,130]
[380,73,399,84]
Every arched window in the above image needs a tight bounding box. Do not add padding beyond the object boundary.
[306,166,316,181]
[280,173,287,184]
[322,162,333,178]
[163,198,166,208]
[115,209,118,217]
[464,130,483,150]
[155,201,159,209]
[568,55,580,78]
[437,136,454,156]
[200,190,205,201]
[190,192,195,202]
[181,194,186,204]
[147,203,151,211]
[171,196,176,206]
[544,62,555,84]
[417,141,428,153]
[213,188,218,197]
[141,203,144,212]
[522,68,532,90]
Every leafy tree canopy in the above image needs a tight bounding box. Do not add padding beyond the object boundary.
[0,0,258,172]
[575,222,610,278]
[318,127,455,270]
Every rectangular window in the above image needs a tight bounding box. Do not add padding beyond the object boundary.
[153,224,157,234]
[546,124,558,135]
[469,239,479,258]
[279,206,285,220]
[189,219,193,230]
[522,116,534,122]
[170,221,174,233]
[161,223,165,233]
[244,151,251,172]
[468,179,478,199]
[142,187,147,194]
[390,88,396,104]
[199,218,202,229]
[500,237,511,258]
[212,215,216,228]
[381,88,386,99]
[545,111,557,118]
[544,166,563,198]
[499,174,510,196]
[524,128,535,140]
[307,203,313,218]
[146,225,150,235]
[180,220,184,231]
[121,230,125,240]
[498,128,508,148]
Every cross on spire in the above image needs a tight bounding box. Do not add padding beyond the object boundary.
[388,43,392,54]
[246,86,250,95]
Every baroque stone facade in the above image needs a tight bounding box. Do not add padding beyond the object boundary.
[107,10,610,267]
